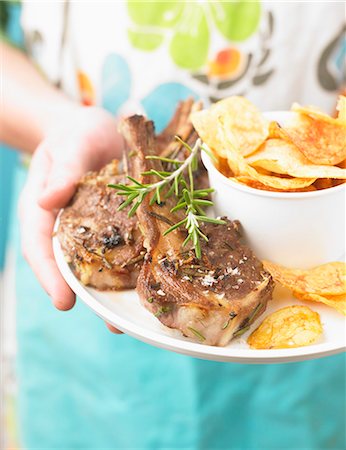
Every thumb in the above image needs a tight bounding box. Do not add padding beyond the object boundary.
[39,163,87,210]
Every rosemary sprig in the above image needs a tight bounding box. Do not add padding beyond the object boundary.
[109,137,225,258]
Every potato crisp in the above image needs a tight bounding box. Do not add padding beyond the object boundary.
[283,113,346,166]
[263,261,346,315]
[247,305,323,349]
[246,138,346,179]
[192,96,269,157]
[191,95,346,192]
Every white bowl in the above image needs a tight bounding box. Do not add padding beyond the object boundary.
[202,111,346,268]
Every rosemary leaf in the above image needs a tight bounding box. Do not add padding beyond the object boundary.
[193,199,213,206]
[163,217,188,236]
[126,176,144,187]
[164,183,176,200]
[170,202,187,213]
[146,155,184,165]
[195,216,226,225]
[194,188,215,194]
[144,169,170,180]
[128,199,142,217]
[108,183,132,191]
[110,137,224,259]
[174,175,179,196]
[196,228,209,242]
[117,193,139,211]
[156,186,161,204]
[187,327,206,342]
[149,191,158,206]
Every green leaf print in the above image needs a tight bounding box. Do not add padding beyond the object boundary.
[127,1,183,28]
[210,1,261,42]
[126,0,262,69]
[128,29,164,51]
[169,4,209,70]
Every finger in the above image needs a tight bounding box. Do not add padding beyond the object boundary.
[20,148,76,310]
[38,161,87,210]
[105,322,123,334]
[22,207,75,311]
[20,203,76,310]
[25,143,52,194]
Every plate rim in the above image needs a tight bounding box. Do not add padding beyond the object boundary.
[52,232,345,364]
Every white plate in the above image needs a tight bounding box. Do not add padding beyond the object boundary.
[53,230,345,364]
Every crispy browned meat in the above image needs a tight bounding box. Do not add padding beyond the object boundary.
[120,115,274,346]
[156,98,202,154]
[57,161,145,290]
[157,98,209,192]
[57,99,204,291]
[125,98,208,191]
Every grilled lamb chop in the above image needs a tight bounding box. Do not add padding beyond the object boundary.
[57,99,205,290]
[124,98,208,191]
[156,97,202,153]
[120,115,274,346]
[157,98,209,191]
[57,160,145,290]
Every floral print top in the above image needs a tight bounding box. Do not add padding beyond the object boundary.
[21,1,345,131]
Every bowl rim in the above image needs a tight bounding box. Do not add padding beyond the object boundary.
[201,109,345,200]
[202,151,345,199]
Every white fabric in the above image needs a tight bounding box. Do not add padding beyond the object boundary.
[21,1,345,112]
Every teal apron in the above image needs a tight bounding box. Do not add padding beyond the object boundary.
[12,159,346,450]
[5,1,345,448]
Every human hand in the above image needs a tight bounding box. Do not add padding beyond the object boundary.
[19,106,124,333]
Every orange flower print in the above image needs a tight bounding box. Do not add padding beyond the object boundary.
[208,47,245,79]
[77,71,95,106]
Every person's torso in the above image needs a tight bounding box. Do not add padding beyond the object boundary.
[21,1,345,129]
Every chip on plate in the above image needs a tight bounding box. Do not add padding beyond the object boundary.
[247,305,323,349]
[293,291,346,315]
[263,261,346,314]
[263,261,346,296]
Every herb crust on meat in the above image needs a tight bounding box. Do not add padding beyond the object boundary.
[120,115,274,346]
